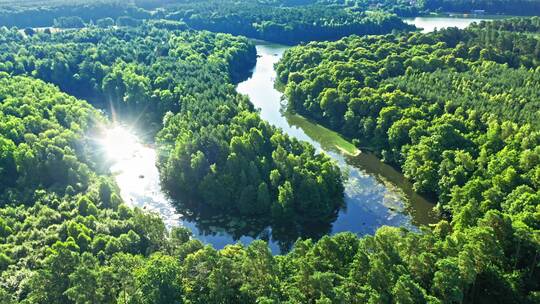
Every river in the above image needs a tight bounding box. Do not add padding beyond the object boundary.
[100,17,511,253]
[236,42,436,242]
[99,42,436,253]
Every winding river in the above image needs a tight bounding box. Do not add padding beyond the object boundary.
[102,17,512,252]
[102,42,436,253]
[236,43,437,239]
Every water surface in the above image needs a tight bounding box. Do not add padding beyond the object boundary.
[99,125,282,251]
[404,16,502,33]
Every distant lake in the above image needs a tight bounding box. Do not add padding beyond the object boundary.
[403,16,507,33]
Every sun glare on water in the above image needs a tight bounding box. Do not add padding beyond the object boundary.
[96,124,180,227]
[100,125,140,161]
[97,124,155,194]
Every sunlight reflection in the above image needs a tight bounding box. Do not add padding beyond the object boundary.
[99,125,139,161]
[97,124,182,228]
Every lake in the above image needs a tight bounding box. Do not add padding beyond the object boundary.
[403,15,505,33]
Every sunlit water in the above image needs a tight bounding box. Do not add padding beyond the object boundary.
[403,16,504,33]
[98,125,276,250]
[99,126,181,228]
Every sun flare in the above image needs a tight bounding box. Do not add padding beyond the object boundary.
[99,125,139,161]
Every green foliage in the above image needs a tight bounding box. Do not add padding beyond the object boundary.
[0,0,415,44]
[0,23,257,128]
[157,109,344,228]
[0,22,344,235]
[277,24,540,208]
[323,0,540,16]
[163,0,414,44]
[135,253,183,304]
[0,75,101,200]
[422,0,540,15]
[276,18,540,302]
[53,16,85,28]
[470,16,540,33]
[0,9,539,304]
[0,1,147,28]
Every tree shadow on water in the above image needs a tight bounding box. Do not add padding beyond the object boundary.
[171,198,341,253]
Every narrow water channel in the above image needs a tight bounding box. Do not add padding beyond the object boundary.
[100,41,437,254]
[236,42,436,234]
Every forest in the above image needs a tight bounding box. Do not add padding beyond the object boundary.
[0,23,345,249]
[421,0,540,15]
[4,0,540,45]
[276,17,540,301]
[322,0,540,16]
[0,0,414,43]
[0,1,539,304]
[161,0,413,44]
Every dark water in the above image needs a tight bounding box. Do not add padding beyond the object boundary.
[103,42,437,254]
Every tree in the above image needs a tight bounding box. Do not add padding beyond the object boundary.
[54,16,85,28]
[392,274,427,304]
[431,258,464,304]
[65,253,103,304]
[135,253,182,304]
[96,17,115,28]
[0,137,16,188]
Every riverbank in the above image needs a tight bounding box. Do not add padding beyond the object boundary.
[106,15,517,251]
[237,42,437,232]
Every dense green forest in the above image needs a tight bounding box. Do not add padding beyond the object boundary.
[0,0,414,44]
[1,0,539,33]
[161,0,413,44]
[0,75,104,200]
[421,0,540,16]
[0,2,539,303]
[0,23,344,248]
[321,0,540,16]
[0,67,535,302]
[277,17,540,198]
[0,75,199,304]
[468,15,540,33]
[2,0,539,45]
[276,18,540,301]
[0,0,151,28]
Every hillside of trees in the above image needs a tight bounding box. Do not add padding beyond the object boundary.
[0,0,414,44]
